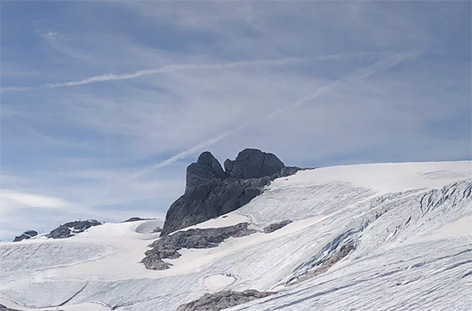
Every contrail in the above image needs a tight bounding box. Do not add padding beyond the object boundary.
[258,50,422,123]
[46,69,161,88]
[1,51,402,93]
[123,123,250,182]
[1,57,307,92]
[47,57,305,88]
[125,50,422,181]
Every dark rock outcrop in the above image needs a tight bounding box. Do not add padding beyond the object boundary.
[186,152,226,191]
[12,230,38,242]
[161,149,299,236]
[224,149,285,179]
[47,220,102,239]
[122,217,152,223]
[175,290,276,311]
[263,220,293,233]
[141,251,172,270]
[142,223,256,270]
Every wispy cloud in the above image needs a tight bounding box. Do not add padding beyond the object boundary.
[260,50,423,121]
[0,86,37,94]
[2,51,410,93]
[2,57,307,92]
[34,27,93,62]
[126,50,422,180]
[0,189,73,211]
[42,30,71,42]
[0,185,169,240]
[46,69,161,88]
[123,122,250,181]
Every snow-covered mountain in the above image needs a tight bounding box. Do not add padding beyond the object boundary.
[1,161,471,311]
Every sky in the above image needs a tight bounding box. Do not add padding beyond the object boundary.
[0,1,470,241]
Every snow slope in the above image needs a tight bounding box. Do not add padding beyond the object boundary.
[0,161,471,311]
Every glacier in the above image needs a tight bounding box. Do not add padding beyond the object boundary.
[0,161,471,311]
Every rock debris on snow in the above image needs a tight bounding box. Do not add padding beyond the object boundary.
[263,220,293,233]
[47,220,102,239]
[142,222,256,270]
[12,230,38,242]
[175,290,276,311]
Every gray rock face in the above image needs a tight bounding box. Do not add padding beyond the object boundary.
[186,151,226,191]
[225,148,285,179]
[47,220,102,239]
[13,230,38,242]
[175,290,276,311]
[142,223,256,270]
[263,220,293,233]
[161,149,299,236]
[161,178,265,236]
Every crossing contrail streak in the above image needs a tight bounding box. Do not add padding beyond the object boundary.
[125,50,422,181]
[0,57,307,93]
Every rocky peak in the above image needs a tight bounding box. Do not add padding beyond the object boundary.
[186,151,226,191]
[160,148,299,236]
[186,149,286,191]
[224,148,285,179]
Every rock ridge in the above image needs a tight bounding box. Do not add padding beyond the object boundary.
[175,290,276,311]
[47,219,102,239]
[13,230,38,242]
[142,222,256,270]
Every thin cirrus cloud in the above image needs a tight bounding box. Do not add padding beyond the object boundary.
[1,51,397,93]
[0,86,38,93]
[125,50,422,181]
[1,49,424,186]
[1,57,307,93]
[0,189,72,211]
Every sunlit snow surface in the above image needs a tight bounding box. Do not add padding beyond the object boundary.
[1,161,471,311]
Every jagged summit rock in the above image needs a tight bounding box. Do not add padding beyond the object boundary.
[186,149,286,191]
[12,230,38,242]
[186,151,226,191]
[224,148,285,179]
[160,148,299,236]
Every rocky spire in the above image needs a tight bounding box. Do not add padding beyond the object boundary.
[186,151,226,191]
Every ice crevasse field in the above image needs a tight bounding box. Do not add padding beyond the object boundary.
[0,161,471,311]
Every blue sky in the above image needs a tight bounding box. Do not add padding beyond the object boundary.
[0,1,470,241]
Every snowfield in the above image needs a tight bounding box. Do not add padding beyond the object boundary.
[1,161,471,311]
